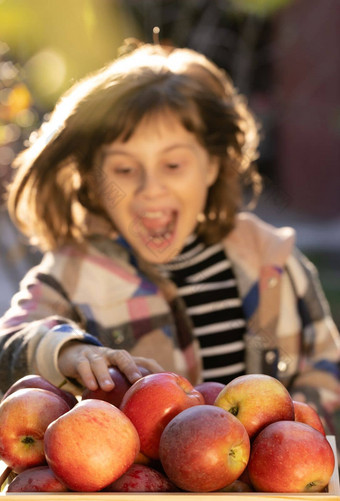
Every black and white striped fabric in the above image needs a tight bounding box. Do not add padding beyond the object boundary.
[160,234,246,384]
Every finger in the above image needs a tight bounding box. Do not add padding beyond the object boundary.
[88,353,116,391]
[133,357,165,373]
[107,350,143,384]
[76,356,100,391]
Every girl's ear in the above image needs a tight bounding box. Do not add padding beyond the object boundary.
[207,156,220,187]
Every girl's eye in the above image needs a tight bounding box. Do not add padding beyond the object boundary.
[166,162,181,170]
[113,166,135,175]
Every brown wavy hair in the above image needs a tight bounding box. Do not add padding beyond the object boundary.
[8,40,261,251]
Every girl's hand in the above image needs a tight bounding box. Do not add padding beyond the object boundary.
[58,341,164,391]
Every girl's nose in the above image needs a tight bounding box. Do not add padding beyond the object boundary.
[138,171,166,198]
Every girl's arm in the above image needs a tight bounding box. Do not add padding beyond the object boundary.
[0,267,163,396]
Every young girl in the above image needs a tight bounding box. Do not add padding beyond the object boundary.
[0,40,339,434]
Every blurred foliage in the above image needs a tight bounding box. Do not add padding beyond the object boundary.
[230,0,293,16]
[0,42,40,201]
[0,0,141,108]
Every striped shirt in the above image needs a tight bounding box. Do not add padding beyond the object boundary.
[159,234,246,384]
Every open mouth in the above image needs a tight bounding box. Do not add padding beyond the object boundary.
[133,210,178,250]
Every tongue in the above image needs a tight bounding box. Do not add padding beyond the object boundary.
[140,213,174,234]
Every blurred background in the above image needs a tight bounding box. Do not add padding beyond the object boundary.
[0,0,339,330]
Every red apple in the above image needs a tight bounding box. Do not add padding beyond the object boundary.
[159,405,250,492]
[194,381,225,405]
[0,388,70,473]
[120,372,204,459]
[293,400,326,435]
[214,374,294,438]
[1,374,77,409]
[105,463,176,492]
[82,366,150,407]
[248,420,335,492]
[44,399,140,491]
[6,466,68,492]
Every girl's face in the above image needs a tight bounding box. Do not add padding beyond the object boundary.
[97,111,219,263]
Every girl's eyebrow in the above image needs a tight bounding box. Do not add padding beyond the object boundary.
[163,143,196,153]
[103,143,196,157]
[102,149,134,158]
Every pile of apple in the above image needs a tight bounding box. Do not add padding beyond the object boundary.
[0,370,335,494]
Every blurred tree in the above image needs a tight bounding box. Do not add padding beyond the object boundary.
[0,0,141,108]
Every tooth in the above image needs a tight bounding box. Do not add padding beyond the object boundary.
[143,211,165,218]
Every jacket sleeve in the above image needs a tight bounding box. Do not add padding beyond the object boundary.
[286,248,340,435]
[0,266,101,396]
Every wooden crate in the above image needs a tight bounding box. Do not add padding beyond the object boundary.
[1,436,339,500]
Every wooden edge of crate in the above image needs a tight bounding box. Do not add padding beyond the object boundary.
[1,436,339,499]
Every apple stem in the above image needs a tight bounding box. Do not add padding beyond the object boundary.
[229,406,239,416]
[306,481,317,489]
[21,436,35,445]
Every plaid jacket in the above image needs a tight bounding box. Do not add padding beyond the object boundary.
[0,212,339,432]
